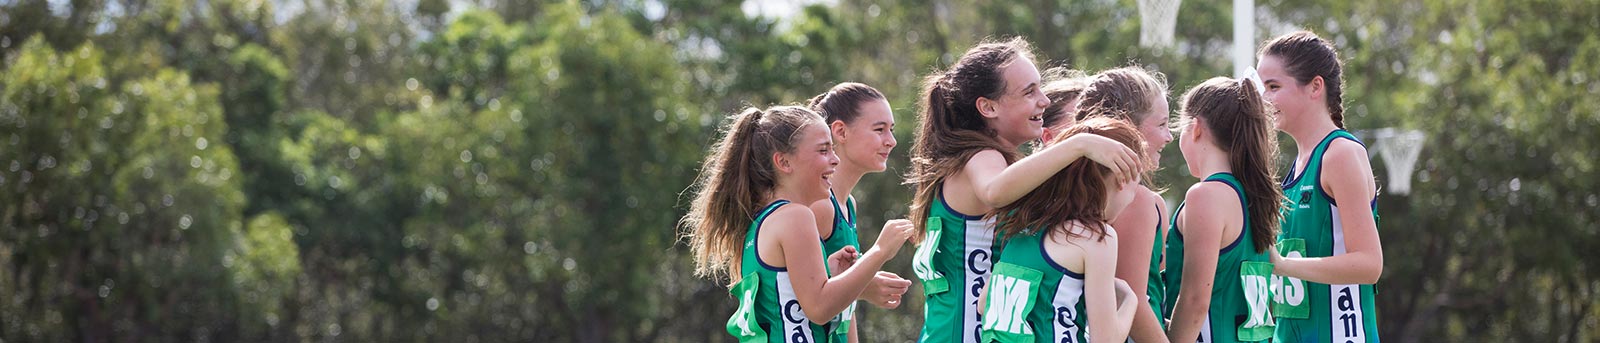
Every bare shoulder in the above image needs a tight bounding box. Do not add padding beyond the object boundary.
[1321,138,1377,199]
[1077,222,1119,257]
[1181,182,1238,224]
[769,203,820,239]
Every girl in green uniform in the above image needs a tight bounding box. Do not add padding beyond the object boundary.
[1257,31,1383,343]
[1071,66,1175,343]
[979,116,1147,343]
[683,106,917,343]
[806,82,915,343]
[1165,77,1283,343]
[905,38,1141,343]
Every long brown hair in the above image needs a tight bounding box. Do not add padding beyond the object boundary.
[681,106,825,284]
[1179,77,1284,253]
[905,37,1035,243]
[808,82,886,124]
[1259,30,1346,128]
[1073,66,1168,126]
[993,117,1148,243]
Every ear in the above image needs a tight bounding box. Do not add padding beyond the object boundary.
[830,120,848,141]
[975,96,1000,119]
[772,151,792,174]
[1308,75,1325,101]
[1187,117,1206,142]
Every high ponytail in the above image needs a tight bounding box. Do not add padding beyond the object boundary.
[682,106,825,285]
[809,82,886,125]
[906,37,1035,243]
[1179,77,1285,253]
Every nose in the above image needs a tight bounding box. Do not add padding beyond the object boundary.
[886,132,897,148]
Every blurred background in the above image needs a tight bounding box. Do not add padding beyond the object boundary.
[0,0,1595,342]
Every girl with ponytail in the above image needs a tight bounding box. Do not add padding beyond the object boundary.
[1163,77,1283,343]
[806,82,914,343]
[1258,30,1383,342]
[683,106,915,343]
[1071,66,1175,343]
[904,37,1140,343]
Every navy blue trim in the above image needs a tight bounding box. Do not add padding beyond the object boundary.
[1315,135,1367,207]
[937,184,986,220]
[1203,176,1247,254]
[1280,159,1298,190]
[1041,229,1085,279]
[845,196,857,227]
[822,190,841,241]
[754,200,792,272]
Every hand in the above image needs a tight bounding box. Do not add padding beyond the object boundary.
[872,219,915,258]
[863,271,912,309]
[828,246,860,273]
[1069,133,1141,183]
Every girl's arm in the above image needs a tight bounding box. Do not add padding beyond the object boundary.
[1274,141,1384,284]
[771,205,914,323]
[1166,185,1233,343]
[1114,192,1171,343]
[1083,226,1133,343]
[963,134,1139,209]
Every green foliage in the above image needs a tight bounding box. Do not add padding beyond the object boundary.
[0,0,1595,342]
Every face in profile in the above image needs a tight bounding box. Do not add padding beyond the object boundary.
[839,99,897,172]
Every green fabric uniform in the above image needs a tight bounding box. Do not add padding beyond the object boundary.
[726,200,836,343]
[821,190,860,340]
[1147,202,1169,332]
[1162,173,1277,343]
[914,187,1000,343]
[979,228,1091,343]
[1273,130,1381,343]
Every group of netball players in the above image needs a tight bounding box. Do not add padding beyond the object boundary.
[682,30,1384,343]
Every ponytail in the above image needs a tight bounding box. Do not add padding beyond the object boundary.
[682,106,824,285]
[1179,77,1284,253]
[905,38,1038,242]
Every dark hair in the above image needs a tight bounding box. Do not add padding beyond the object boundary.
[993,117,1148,243]
[1178,77,1284,253]
[1040,68,1090,129]
[1259,31,1346,128]
[681,106,825,284]
[1073,66,1168,126]
[905,37,1036,243]
[808,82,887,125]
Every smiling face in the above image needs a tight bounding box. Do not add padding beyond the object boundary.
[982,56,1050,148]
[782,123,840,204]
[1258,55,1315,132]
[836,98,897,173]
[1135,94,1173,168]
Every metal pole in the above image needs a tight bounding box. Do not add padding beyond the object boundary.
[1233,0,1255,78]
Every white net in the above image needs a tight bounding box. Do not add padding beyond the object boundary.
[1372,128,1427,195]
[1137,0,1183,48]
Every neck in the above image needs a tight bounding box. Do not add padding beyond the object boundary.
[767,185,802,205]
[1195,147,1232,177]
[831,162,869,204]
[996,136,1024,151]
[1286,109,1340,157]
